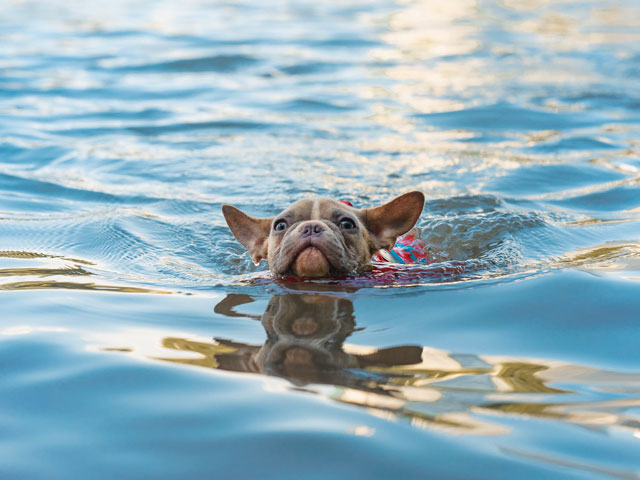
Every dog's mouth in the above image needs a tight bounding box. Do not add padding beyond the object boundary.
[290,246,331,277]
[277,236,353,279]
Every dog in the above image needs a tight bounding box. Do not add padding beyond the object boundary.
[222,191,425,278]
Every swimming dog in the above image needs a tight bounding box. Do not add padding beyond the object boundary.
[222,191,425,278]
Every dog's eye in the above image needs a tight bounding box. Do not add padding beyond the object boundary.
[339,218,356,230]
[274,220,287,231]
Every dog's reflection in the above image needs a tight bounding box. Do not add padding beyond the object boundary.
[150,292,640,437]
[207,293,421,387]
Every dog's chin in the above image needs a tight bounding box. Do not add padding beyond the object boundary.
[291,246,331,277]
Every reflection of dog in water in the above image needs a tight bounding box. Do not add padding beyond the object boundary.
[153,293,640,436]
[209,293,422,387]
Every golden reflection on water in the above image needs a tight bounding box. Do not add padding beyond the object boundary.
[0,280,169,293]
[556,242,640,280]
[109,292,640,437]
[0,250,95,265]
[0,250,169,293]
[0,266,90,278]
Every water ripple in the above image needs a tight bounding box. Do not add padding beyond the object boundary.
[415,103,606,132]
[113,54,259,73]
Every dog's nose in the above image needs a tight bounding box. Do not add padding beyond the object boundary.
[299,221,325,237]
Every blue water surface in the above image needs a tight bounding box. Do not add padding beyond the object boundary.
[1,0,640,478]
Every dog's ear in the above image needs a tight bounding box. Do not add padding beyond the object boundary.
[222,205,272,265]
[363,191,425,250]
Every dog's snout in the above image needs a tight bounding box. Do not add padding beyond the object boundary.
[298,221,325,237]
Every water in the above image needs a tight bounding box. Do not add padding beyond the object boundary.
[1,0,639,478]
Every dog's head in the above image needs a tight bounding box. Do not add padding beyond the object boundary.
[222,191,424,278]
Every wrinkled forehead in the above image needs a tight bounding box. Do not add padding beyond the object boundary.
[276,197,358,222]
